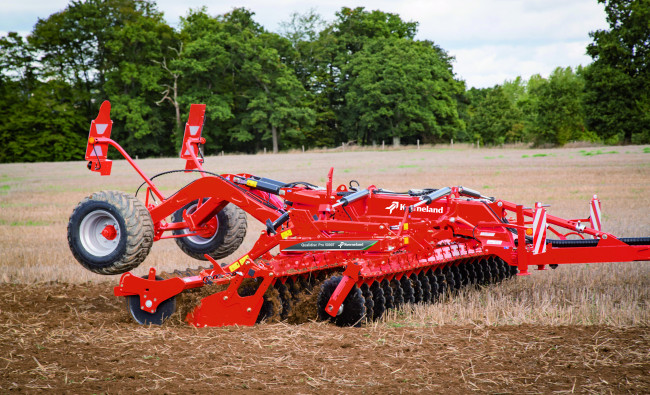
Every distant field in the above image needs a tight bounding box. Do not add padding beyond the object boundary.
[1,145,649,393]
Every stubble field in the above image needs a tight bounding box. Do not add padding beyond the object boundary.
[0,144,649,393]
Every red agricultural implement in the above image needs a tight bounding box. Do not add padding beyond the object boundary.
[68,101,650,327]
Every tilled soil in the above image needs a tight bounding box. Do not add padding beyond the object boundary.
[1,283,648,393]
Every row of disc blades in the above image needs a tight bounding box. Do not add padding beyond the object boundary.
[153,255,518,327]
[262,255,519,326]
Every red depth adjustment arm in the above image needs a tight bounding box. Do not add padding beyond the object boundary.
[180,104,207,173]
[86,100,113,176]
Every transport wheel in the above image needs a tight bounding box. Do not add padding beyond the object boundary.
[317,276,366,327]
[68,190,154,275]
[126,276,176,325]
[172,200,247,261]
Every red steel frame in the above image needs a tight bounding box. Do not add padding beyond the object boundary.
[84,101,650,327]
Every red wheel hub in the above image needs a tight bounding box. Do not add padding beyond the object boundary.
[196,217,218,238]
[101,225,117,240]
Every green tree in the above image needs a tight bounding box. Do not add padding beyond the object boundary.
[500,77,527,142]
[29,0,115,119]
[1,81,86,162]
[177,8,314,153]
[102,0,179,157]
[467,86,522,145]
[584,0,650,143]
[342,38,463,145]
[23,0,178,158]
[279,9,326,87]
[0,33,85,162]
[527,67,589,146]
[304,7,420,145]
[279,10,335,148]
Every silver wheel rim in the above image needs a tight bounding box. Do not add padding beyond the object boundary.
[79,209,120,256]
[181,203,219,245]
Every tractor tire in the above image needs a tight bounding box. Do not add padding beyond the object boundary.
[172,200,247,261]
[67,190,154,275]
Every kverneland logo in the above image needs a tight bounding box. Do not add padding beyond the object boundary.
[386,201,400,214]
[386,201,443,214]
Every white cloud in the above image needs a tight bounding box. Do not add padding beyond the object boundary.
[453,41,592,88]
[0,0,609,89]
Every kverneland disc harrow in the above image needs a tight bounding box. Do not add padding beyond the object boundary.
[67,101,650,327]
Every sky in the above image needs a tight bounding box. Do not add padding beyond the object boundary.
[0,0,610,89]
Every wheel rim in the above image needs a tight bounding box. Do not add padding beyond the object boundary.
[180,203,219,245]
[79,209,120,256]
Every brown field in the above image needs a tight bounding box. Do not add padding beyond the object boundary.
[1,145,649,393]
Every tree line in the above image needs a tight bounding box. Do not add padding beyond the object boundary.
[0,0,647,162]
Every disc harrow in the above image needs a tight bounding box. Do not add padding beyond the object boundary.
[66,101,650,328]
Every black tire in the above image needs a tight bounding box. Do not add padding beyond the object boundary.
[172,200,247,261]
[68,190,154,275]
[317,276,366,327]
[126,276,176,325]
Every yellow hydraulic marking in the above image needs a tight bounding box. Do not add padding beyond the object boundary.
[246,179,258,188]
[403,237,409,244]
[281,229,293,239]
[228,255,250,272]
[403,223,409,230]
